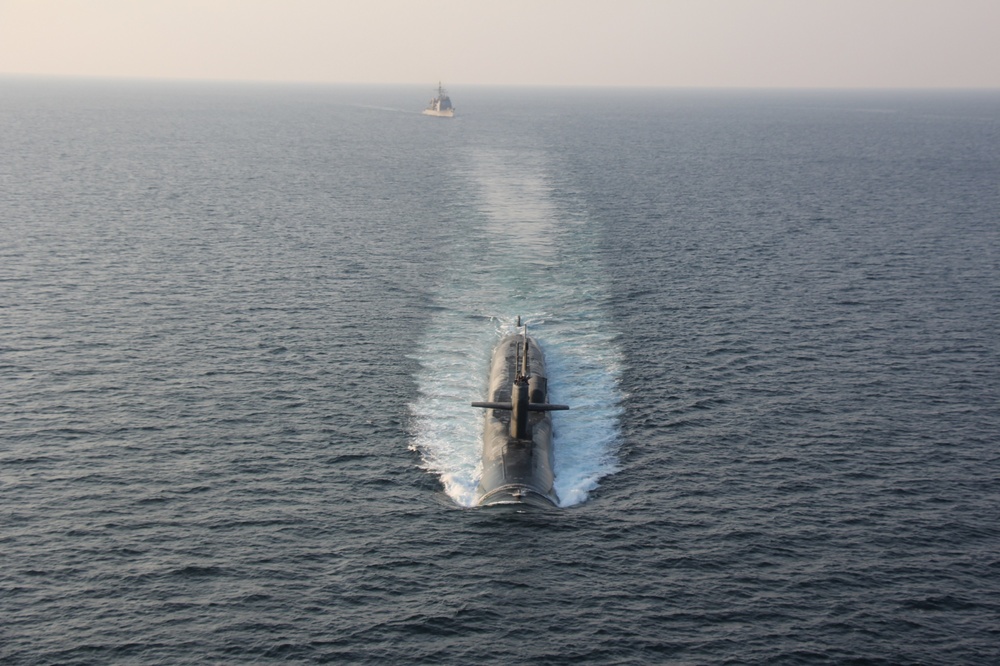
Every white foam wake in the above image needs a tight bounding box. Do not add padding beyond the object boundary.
[408,148,622,507]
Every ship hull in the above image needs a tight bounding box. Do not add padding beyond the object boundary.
[422,109,454,117]
[475,335,559,507]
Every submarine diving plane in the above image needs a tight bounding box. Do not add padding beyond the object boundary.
[471,319,569,507]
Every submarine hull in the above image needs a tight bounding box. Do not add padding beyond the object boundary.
[475,334,559,507]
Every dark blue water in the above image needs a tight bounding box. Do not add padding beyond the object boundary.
[2,79,999,664]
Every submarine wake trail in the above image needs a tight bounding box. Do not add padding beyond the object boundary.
[409,148,623,507]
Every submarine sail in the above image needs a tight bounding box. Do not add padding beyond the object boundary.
[471,320,568,507]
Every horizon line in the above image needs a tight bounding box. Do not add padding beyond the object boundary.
[2,73,999,92]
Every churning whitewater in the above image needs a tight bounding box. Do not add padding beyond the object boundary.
[409,147,623,507]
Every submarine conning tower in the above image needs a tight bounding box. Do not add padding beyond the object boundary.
[471,318,569,507]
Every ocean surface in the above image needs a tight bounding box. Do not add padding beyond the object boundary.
[2,79,999,664]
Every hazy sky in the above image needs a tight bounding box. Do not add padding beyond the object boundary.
[1,0,997,88]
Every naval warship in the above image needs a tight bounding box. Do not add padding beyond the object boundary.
[422,82,455,117]
[471,319,569,507]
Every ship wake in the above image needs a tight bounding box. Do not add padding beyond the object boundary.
[408,148,623,507]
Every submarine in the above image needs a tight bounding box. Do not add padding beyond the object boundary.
[471,318,569,507]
